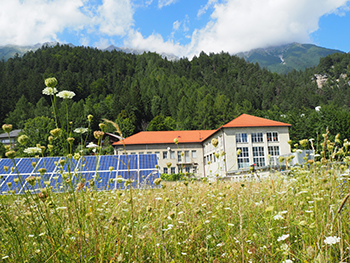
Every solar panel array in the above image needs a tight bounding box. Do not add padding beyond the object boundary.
[0,154,160,195]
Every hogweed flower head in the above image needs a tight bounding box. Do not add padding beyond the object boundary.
[56,90,75,99]
[93,131,104,140]
[2,124,12,133]
[24,147,42,155]
[87,114,93,122]
[73,153,81,160]
[26,176,36,186]
[74,127,88,134]
[50,128,61,137]
[42,87,58,95]
[153,178,162,186]
[45,77,58,88]
[67,137,75,144]
[5,150,16,159]
[174,138,178,144]
[38,168,47,175]
[17,134,29,145]
[166,162,172,168]
[211,138,218,148]
[3,166,9,172]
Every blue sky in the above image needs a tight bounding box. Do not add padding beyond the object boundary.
[1,0,349,58]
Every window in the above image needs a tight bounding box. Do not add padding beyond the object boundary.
[192,150,197,159]
[268,146,280,165]
[130,152,136,155]
[147,152,152,154]
[252,132,263,143]
[163,167,168,174]
[253,147,265,167]
[170,150,175,159]
[178,167,183,173]
[171,167,176,174]
[178,151,182,162]
[193,167,197,173]
[163,151,168,159]
[236,133,248,143]
[185,166,190,173]
[139,152,144,155]
[155,152,160,160]
[267,132,279,142]
[204,156,206,164]
[185,151,190,163]
[237,147,249,169]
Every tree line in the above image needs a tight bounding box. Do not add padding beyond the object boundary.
[1,44,350,156]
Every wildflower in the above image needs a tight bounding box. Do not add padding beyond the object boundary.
[66,137,75,144]
[282,259,293,263]
[277,234,289,242]
[42,87,58,95]
[74,127,88,134]
[23,147,42,155]
[5,150,16,159]
[56,90,75,99]
[299,139,308,148]
[2,124,12,133]
[14,178,19,184]
[99,123,106,130]
[48,136,54,143]
[273,214,283,220]
[324,236,340,245]
[6,182,12,188]
[174,138,178,144]
[47,144,53,151]
[211,138,219,148]
[315,106,321,112]
[45,77,58,88]
[50,128,61,137]
[109,166,114,172]
[93,130,104,140]
[17,134,29,145]
[87,114,93,122]
[26,176,36,186]
[153,178,162,186]
[4,166,9,172]
[38,168,47,175]
[166,162,172,168]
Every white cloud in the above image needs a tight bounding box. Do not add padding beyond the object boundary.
[125,29,185,55]
[0,0,87,45]
[185,0,350,57]
[197,0,218,17]
[173,20,181,31]
[158,0,178,9]
[96,0,134,36]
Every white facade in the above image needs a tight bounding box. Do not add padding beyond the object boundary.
[203,126,290,176]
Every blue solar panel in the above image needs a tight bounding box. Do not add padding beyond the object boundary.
[0,154,160,195]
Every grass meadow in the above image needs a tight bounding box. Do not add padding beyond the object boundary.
[1,160,350,262]
[1,77,350,262]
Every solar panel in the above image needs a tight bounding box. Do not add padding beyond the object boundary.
[0,154,160,195]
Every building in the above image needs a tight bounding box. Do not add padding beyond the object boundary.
[113,130,215,176]
[113,114,291,177]
[0,129,21,145]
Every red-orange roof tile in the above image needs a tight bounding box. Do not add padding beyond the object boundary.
[113,130,216,146]
[222,114,291,128]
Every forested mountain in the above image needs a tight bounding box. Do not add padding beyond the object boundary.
[236,43,343,74]
[1,44,350,155]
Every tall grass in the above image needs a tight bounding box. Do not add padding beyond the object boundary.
[1,160,349,262]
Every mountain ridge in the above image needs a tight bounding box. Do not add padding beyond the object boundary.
[0,42,344,73]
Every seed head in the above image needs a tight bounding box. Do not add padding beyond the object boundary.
[5,150,16,159]
[87,114,93,122]
[93,131,104,140]
[45,77,58,88]
[17,134,29,145]
[211,138,218,148]
[50,128,61,137]
[174,138,178,144]
[2,124,12,133]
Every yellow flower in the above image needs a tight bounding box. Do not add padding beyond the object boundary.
[5,150,16,159]
[174,138,178,144]
[93,131,104,140]
[2,124,12,133]
[38,168,47,175]
[67,137,75,144]
[50,128,61,137]
[17,135,29,145]
[45,77,58,88]
[87,114,93,122]
[211,138,218,148]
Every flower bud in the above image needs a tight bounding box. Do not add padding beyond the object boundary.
[45,77,58,88]
[2,124,12,133]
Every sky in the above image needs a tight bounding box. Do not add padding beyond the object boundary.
[0,0,350,58]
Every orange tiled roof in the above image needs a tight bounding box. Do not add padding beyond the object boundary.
[113,130,216,146]
[222,114,291,128]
